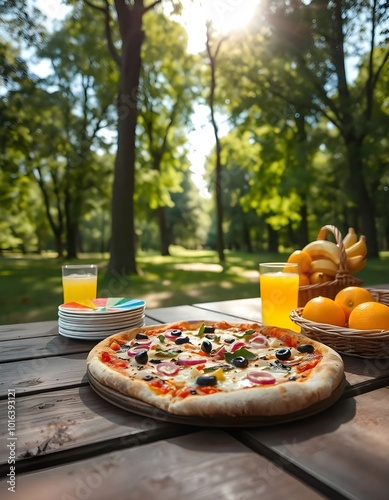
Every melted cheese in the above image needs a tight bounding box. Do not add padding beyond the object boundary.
[114,327,311,392]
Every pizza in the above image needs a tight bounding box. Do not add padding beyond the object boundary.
[87,320,344,418]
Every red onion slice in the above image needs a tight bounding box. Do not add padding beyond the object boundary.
[231,341,246,352]
[250,335,268,347]
[177,354,206,366]
[156,362,180,376]
[130,338,152,348]
[247,371,276,385]
[213,346,226,359]
[127,345,149,356]
[164,329,182,339]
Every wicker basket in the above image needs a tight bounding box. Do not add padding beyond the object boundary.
[298,224,363,307]
[290,289,389,358]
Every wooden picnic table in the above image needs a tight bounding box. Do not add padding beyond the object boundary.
[0,297,388,500]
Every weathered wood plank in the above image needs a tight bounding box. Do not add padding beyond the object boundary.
[1,430,324,500]
[236,387,389,500]
[0,385,184,467]
[0,321,58,341]
[145,304,250,323]
[0,353,88,399]
[342,355,389,385]
[0,335,93,363]
[194,297,262,323]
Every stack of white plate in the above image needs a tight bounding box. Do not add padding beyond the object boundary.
[58,297,146,340]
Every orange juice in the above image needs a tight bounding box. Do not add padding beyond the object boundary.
[259,264,299,332]
[62,264,98,304]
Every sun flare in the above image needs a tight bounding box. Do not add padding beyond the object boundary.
[177,0,260,53]
[203,0,259,33]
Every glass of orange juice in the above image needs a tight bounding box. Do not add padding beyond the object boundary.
[259,262,300,332]
[61,265,98,303]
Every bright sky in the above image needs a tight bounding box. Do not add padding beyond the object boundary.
[33,0,260,197]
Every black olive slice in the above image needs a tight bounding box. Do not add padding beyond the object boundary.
[135,349,148,364]
[275,348,291,361]
[232,356,249,368]
[196,375,217,386]
[297,344,315,353]
[175,336,190,345]
[201,339,212,353]
[135,333,149,340]
[204,326,215,333]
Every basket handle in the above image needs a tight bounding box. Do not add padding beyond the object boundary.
[316,225,348,273]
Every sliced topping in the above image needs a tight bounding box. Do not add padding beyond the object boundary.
[156,362,180,377]
[224,338,235,344]
[225,347,256,364]
[135,333,149,340]
[269,360,291,373]
[127,345,149,356]
[203,325,215,333]
[196,375,217,386]
[235,329,256,339]
[165,329,182,339]
[110,341,121,351]
[247,371,276,385]
[205,367,225,381]
[231,341,246,352]
[213,345,226,359]
[201,339,213,353]
[101,352,111,363]
[135,349,148,364]
[297,344,315,354]
[177,353,207,366]
[149,358,162,364]
[249,335,268,347]
[268,337,284,348]
[275,348,291,361]
[154,347,183,358]
[175,336,190,345]
[231,356,249,368]
[204,364,234,373]
[131,338,152,348]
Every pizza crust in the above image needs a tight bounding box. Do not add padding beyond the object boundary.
[87,321,344,418]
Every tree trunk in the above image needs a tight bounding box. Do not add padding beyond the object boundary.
[108,3,145,276]
[267,225,278,253]
[158,206,170,256]
[242,219,253,253]
[345,140,379,258]
[206,25,226,263]
[331,1,379,257]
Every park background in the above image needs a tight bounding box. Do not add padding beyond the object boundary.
[1,0,388,324]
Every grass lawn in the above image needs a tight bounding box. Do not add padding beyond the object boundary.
[1,246,388,325]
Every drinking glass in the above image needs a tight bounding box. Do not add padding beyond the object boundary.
[259,262,300,332]
[62,264,98,303]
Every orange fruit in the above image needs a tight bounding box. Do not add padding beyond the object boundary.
[302,296,346,327]
[287,250,312,274]
[299,273,310,286]
[309,272,333,285]
[334,287,376,320]
[348,302,389,330]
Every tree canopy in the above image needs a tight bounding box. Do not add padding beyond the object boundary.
[0,0,388,263]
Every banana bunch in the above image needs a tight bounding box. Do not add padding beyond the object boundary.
[343,227,367,273]
[288,227,367,286]
[302,239,340,283]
